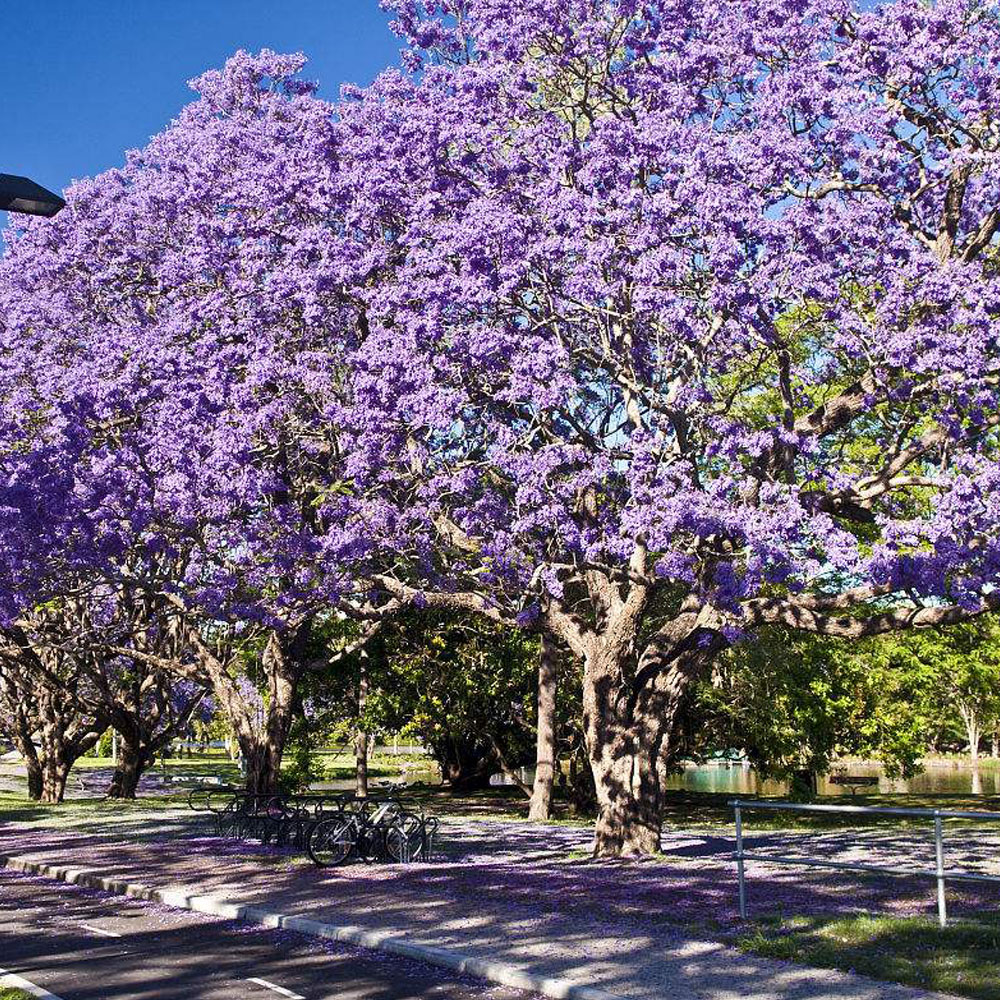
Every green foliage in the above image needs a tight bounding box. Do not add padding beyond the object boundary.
[692,616,1000,778]
[360,611,539,787]
[95,728,113,758]
[278,716,327,794]
[691,627,928,779]
[873,618,1000,756]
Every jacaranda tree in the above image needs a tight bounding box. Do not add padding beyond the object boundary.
[0,51,383,796]
[2,0,1000,852]
[327,0,1000,852]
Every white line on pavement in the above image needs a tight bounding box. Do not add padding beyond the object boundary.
[246,976,306,999]
[79,923,122,938]
[0,968,68,1000]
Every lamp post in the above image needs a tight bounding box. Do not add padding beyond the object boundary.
[0,174,65,217]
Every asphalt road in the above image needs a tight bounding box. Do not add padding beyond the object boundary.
[0,868,534,1000]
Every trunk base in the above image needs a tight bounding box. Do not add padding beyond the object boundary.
[593,802,662,857]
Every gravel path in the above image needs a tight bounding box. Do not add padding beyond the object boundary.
[0,816,980,1000]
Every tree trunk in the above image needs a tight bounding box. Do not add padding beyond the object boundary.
[961,703,981,763]
[591,746,663,855]
[108,749,144,799]
[39,753,70,803]
[108,728,146,799]
[9,712,42,801]
[237,627,308,797]
[959,703,982,795]
[582,611,724,858]
[25,754,43,801]
[241,737,285,797]
[528,633,558,822]
[355,653,369,798]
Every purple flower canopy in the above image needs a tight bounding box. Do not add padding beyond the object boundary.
[1,0,999,637]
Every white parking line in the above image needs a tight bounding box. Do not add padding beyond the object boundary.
[246,976,306,999]
[0,967,67,999]
[80,923,122,938]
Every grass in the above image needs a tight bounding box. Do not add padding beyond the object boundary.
[0,788,206,843]
[63,747,439,784]
[735,913,1000,1000]
[0,989,37,1000]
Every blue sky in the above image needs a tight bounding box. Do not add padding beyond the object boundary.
[2,1,401,221]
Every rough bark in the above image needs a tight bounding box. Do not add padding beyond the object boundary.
[107,725,149,799]
[109,747,145,799]
[577,606,725,858]
[5,701,42,800]
[239,624,311,797]
[25,755,43,800]
[528,632,558,821]
[36,688,105,803]
[241,738,286,797]
[40,755,71,803]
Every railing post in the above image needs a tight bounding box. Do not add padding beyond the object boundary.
[735,802,747,919]
[934,811,947,928]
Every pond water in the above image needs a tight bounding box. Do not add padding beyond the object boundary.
[308,759,1000,797]
[663,759,1000,796]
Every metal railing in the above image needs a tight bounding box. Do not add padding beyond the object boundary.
[730,799,1000,927]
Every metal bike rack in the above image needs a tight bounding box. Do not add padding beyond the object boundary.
[730,799,1000,927]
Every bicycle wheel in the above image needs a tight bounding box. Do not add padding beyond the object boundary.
[383,813,425,862]
[307,816,356,867]
[217,800,239,837]
[207,789,235,815]
[188,787,209,812]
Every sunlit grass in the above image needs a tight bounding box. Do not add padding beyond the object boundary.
[737,913,1000,1000]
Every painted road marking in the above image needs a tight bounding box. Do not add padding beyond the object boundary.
[79,923,122,938]
[246,976,306,999]
[0,967,67,1000]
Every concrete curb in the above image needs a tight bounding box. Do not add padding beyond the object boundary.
[0,853,626,1000]
[0,966,67,1000]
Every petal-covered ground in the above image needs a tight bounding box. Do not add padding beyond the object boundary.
[0,813,989,999]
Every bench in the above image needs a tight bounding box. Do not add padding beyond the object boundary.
[830,774,880,796]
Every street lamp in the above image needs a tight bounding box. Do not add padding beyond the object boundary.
[0,174,65,217]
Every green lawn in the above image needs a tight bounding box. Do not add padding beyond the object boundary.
[737,913,1000,1000]
[0,789,205,842]
[0,988,40,1000]
[63,747,437,784]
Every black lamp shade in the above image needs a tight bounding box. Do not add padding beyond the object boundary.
[0,174,65,217]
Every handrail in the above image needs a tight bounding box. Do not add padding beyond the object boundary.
[728,798,1000,927]
[730,798,1000,821]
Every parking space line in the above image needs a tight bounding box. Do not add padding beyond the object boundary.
[0,967,68,1000]
[79,923,122,938]
[246,976,306,999]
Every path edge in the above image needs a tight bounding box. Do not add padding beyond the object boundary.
[0,853,624,1000]
[0,966,67,1000]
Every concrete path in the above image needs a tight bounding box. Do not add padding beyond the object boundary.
[0,820,964,1000]
[0,866,537,1000]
